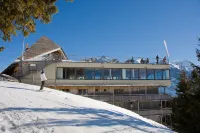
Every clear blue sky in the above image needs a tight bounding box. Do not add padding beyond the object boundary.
[1,0,200,71]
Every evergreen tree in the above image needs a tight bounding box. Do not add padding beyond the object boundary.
[172,44,200,132]
[172,71,192,132]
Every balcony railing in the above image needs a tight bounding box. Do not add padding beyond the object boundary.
[63,56,169,65]
[85,94,171,102]
[134,108,172,116]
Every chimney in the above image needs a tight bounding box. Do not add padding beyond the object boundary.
[25,43,29,51]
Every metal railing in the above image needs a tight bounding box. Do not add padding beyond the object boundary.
[12,54,62,79]
[85,94,171,102]
[73,56,169,65]
[135,108,172,116]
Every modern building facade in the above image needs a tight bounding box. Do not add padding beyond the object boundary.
[2,36,172,125]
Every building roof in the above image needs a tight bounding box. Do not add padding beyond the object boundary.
[19,36,66,60]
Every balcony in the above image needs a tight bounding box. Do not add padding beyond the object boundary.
[85,94,171,102]
[134,108,172,116]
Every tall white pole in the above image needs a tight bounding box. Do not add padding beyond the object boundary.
[22,36,26,61]
[164,40,170,62]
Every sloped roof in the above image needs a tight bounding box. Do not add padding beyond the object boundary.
[19,36,62,60]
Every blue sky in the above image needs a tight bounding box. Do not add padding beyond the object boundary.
[1,0,200,70]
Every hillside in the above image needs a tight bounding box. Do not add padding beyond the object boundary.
[0,81,173,133]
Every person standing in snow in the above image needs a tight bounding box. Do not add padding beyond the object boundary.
[40,70,47,90]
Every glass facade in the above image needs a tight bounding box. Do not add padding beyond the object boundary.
[155,69,163,80]
[56,67,170,80]
[76,68,85,79]
[85,68,94,80]
[95,69,104,79]
[104,69,112,79]
[147,69,155,80]
[163,69,170,80]
[112,69,121,80]
[131,69,139,79]
[139,69,146,79]
[122,69,131,79]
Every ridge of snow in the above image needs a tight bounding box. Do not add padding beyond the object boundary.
[169,62,180,70]
[0,81,173,133]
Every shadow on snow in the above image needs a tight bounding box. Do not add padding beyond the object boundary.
[1,107,171,132]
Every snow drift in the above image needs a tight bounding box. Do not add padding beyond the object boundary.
[0,81,173,133]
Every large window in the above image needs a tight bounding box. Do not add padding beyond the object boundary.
[122,69,131,79]
[163,69,170,80]
[112,69,121,80]
[131,69,139,79]
[104,69,112,79]
[66,68,76,79]
[78,89,88,95]
[155,69,162,80]
[139,69,146,79]
[56,68,63,79]
[85,68,94,80]
[56,67,170,80]
[95,69,103,79]
[147,69,155,80]
[76,68,85,79]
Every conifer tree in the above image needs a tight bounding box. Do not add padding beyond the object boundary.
[171,71,192,132]
[172,44,200,132]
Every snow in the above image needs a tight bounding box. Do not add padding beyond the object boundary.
[0,81,173,133]
[169,62,180,70]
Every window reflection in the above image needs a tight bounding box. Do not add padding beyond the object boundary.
[122,69,131,79]
[155,69,162,80]
[131,69,139,79]
[139,69,146,79]
[76,68,85,79]
[85,68,94,80]
[147,69,154,80]
[163,69,170,80]
[56,67,170,80]
[104,69,112,79]
[112,69,121,80]
[95,69,103,79]
[64,68,75,79]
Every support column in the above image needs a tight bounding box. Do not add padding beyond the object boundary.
[129,86,131,101]
[32,74,34,85]
[100,86,101,101]
[112,87,114,105]
[137,100,140,112]
[145,86,147,101]
[94,86,96,99]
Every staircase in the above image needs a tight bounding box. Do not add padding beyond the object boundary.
[12,54,61,79]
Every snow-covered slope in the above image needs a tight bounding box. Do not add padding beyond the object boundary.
[0,81,173,133]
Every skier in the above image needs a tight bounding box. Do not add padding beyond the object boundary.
[40,69,47,90]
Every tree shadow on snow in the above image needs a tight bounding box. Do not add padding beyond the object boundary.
[0,86,37,92]
[1,107,171,132]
